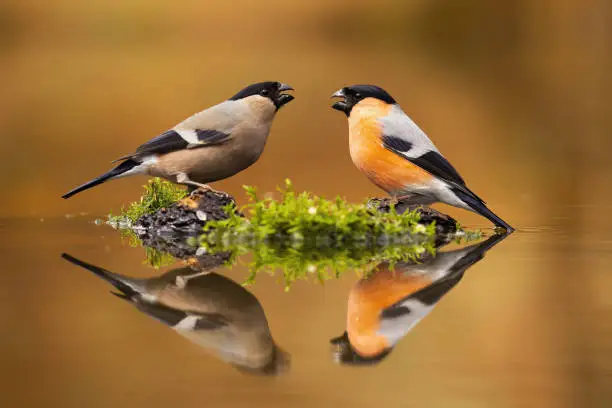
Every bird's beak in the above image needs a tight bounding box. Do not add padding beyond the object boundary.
[331,89,345,99]
[275,83,295,109]
[278,83,294,92]
[331,88,349,115]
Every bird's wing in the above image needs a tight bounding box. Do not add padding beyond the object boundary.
[377,272,464,346]
[172,100,244,146]
[132,301,190,326]
[113,102,240,162]
[133,300,229,331]
[379,108,484,203]
[172,312,229,331]
[132,130,190,158]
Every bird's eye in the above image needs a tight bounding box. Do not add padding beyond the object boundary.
[355,93,362,98]
[260,89,270,97]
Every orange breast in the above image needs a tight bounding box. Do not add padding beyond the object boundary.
[346,263,434,356]
[348,99,432,194]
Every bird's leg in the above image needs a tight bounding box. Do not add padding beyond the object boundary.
[394,193,433,206]
[176,173,220,194]
[175,271,212,289]
[393,193,414,205]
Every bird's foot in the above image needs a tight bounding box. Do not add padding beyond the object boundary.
[175,275,188,289]
[392,194,414,206]
[187,183,218,194]
[175,271,211,288]
[178,174,221,195]
[193,184,224,195]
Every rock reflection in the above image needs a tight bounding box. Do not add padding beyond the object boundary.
[61,253,289,376]
[331,233,509,366]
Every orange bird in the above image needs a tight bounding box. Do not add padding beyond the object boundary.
[332,85,513,232]
[331,233,508,365]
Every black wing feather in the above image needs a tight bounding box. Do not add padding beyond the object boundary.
[115,128,231,162]
[193,313,229,330]
[134,129,189,157]
[382,135,413,153]
[134,302,189,327]
[195,129,230,145]
[410,151,465,186]
[382,140,485,204]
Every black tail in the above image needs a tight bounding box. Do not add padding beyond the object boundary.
[62,159,139,199]
[452,188,514,232]
[450,232,510,274]
[61,253,139,298]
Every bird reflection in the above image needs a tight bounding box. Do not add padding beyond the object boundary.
[61,254,289,375]
[331,233,509,365]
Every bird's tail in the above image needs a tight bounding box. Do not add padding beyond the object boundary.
[61,159,140,199]
[452,188,514,232]
[447,232,510,273]
[61,253,142,298]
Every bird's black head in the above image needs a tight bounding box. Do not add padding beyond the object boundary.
[331,84,396,116]
[330,332,392,366]
[230,81,295,110]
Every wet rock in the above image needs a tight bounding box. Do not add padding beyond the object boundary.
[368,197,457,245]
[134,189,239,234]
[132,188,241,261]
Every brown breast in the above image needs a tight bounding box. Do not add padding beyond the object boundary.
[150,124,269,184]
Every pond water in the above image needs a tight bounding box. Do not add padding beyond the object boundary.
[2,216,610,408]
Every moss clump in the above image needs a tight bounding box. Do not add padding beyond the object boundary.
[116,227,177,269]
[108,178,188,227]
[212,241,434,290]
[195,179,442,289]
[104,178,460,284]
[200,179,435,247]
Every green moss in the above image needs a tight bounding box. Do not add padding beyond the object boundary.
[195,179,442,289]
[104,178,467,285]
[116,228,177,269]
[200,179,435,247]
[108,178,187,227]
[208,240,435,291]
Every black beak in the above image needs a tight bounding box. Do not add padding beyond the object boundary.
[278,83,294,92]
[331,89,349,116]
[275,83,295,109]
[330,332,391,365]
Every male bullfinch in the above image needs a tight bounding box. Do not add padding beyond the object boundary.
[62,81,294,199]
[331,232,508,365]
[331,85,513,232]
[62,254,290,375]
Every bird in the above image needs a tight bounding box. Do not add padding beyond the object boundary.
[62,81,295,199]
[61,254,290,375]
[331,85,513,232]
[330,232,508,365]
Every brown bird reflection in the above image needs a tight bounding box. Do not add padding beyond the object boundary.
[61,254,289,376]
[331,233,509,366]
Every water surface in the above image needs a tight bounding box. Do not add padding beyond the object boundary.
[2,217,610,408]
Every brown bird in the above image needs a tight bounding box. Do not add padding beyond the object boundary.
[331,84,513,232]
[62,254,290,375]
[63,81,294,198]
[331,233,508,365]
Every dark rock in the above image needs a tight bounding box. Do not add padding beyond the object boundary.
[132,188,241,261]
[368,197,458,246]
